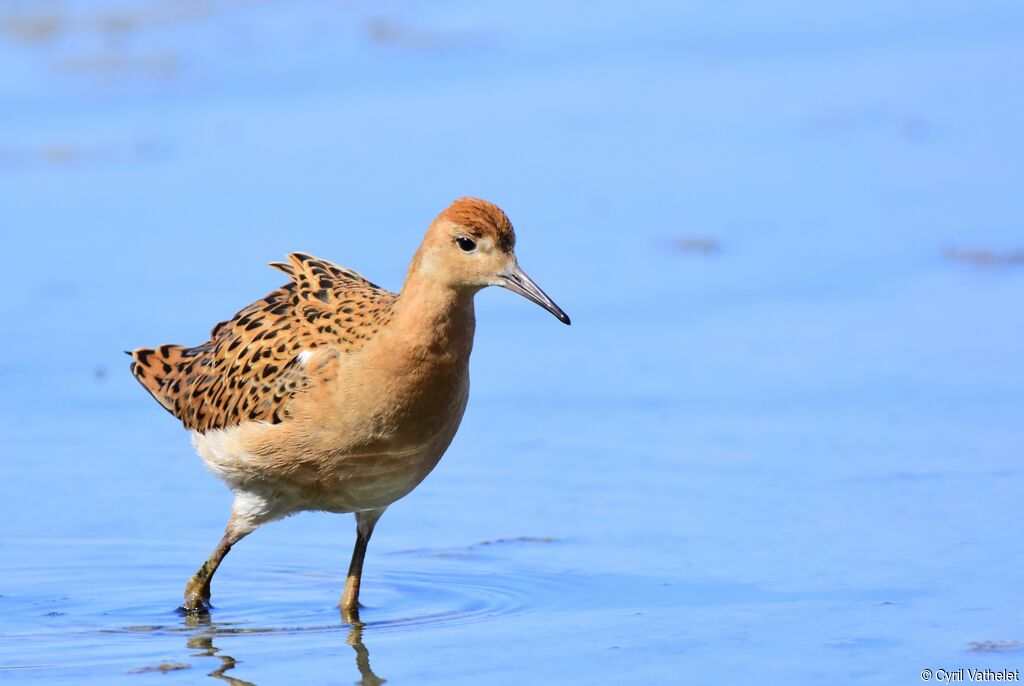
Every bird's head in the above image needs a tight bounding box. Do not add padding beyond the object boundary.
[416,197,570,325]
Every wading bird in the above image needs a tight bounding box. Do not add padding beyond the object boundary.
[129,198,570,615]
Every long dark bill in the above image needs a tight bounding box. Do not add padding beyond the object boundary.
[499,263,571,325]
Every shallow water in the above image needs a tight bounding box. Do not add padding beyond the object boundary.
[2,1,1024,684]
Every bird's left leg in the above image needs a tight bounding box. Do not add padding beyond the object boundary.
[182,512,256,613]
[341,507,387,618]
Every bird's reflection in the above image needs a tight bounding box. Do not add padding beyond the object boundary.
[185,630,255,686]
[343,607,387,686]
[182,613,257,686]
[182,608,385,686]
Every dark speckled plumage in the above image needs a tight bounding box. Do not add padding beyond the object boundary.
[129,252,395,433]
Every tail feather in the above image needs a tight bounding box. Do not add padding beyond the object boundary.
[128,344,194,417]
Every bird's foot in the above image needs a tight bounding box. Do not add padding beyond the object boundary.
[180,579,213,615]
[179,594,212,615]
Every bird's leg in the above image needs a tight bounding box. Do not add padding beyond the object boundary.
[341,508,386,617]
[182,513,253,614]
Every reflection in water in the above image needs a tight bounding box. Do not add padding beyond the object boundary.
[186,633,255,686]
[183,614,256,686]
[344,608,387,686]
[181,610,385,686]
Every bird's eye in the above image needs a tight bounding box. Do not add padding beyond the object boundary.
[455,237,477,252]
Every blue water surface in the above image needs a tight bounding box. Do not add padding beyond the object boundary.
[1,1,1023,684]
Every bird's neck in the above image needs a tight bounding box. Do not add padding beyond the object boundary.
[390,269,477,365]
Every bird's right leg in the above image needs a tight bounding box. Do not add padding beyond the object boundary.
[341,507,386,620]
[181,512,255,614]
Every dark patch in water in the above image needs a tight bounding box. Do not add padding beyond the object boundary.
[0,12,65,44]
[391,535,559,557]
[475,536,558,546]
[968,641,1024,653]
[945,247,1024,267]
[364,17,498,52]
[126,661,191,674]
[674,237,720,255]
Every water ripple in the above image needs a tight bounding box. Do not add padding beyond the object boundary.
[103,560,586,637]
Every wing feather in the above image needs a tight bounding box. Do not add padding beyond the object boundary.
[129,253,396,433]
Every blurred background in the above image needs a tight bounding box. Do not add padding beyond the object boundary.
[1,1,1022,684]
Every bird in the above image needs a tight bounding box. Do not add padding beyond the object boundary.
[128,197,570,616]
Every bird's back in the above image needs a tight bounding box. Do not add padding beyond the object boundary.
[129,253,396,434]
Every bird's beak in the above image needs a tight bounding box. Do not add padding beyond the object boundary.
[499,263,571,325]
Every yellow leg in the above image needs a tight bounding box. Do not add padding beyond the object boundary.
[341,508,385,615]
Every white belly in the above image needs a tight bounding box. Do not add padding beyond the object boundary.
[192,423,452,522]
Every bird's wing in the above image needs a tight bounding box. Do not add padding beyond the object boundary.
[129,252,396,433]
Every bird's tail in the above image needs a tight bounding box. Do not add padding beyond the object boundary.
[126,344,200,417]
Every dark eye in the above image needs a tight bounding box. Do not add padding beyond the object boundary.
[455,236,477,252]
